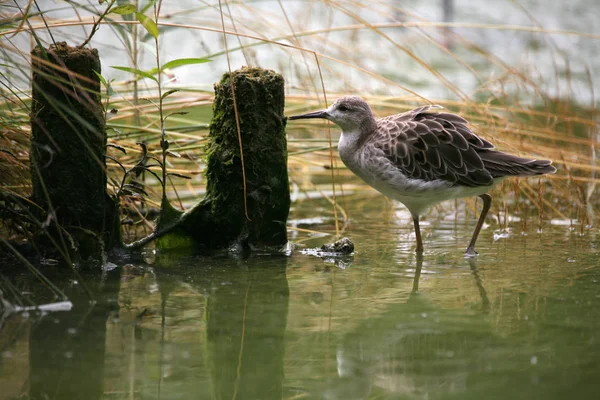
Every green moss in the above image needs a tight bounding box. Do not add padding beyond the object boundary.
[156,230,196,252]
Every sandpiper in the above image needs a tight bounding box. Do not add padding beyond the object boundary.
[289,96,556,255]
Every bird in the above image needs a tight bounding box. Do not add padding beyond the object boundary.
[288,96,556,255]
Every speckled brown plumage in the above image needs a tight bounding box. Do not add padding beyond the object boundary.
[371,105,555,187]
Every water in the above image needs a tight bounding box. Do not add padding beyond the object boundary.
[1,198,599,399]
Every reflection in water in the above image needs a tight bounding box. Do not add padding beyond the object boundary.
[467,259,490,313]
[2,220,600,399]
[205,264,288,400]
[410,254,489,313]
[153,256,290,400]
[29,269,121,400]
[410,253,423,294]
[323,254,492,399]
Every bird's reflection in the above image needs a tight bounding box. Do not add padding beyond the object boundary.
[325,253,492,399]
[410,253,489,312]
[410,252,424,295]
[466,258,490,313]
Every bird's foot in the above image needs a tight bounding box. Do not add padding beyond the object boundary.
[464,246,478,258]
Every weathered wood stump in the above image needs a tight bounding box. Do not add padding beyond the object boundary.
[30,42,119,260]
[159,67,290,250]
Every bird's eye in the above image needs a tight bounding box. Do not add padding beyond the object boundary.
[338,105,349,112]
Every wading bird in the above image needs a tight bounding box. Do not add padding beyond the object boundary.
[288,96,556,255]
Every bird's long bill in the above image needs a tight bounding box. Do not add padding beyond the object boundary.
[288,110,329,120]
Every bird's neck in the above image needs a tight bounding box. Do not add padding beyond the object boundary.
[338,129,362,153]
[338,118,376,153]
[338,128,367,169]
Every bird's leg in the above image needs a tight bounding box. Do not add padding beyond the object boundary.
[465,193,492,256]
[412,215,424,253]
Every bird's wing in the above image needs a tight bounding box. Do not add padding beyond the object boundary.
[370,106,496,187]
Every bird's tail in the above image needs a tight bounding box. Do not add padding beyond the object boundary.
[479,151,556,178]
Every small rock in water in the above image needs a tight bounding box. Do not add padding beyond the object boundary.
[299,237,355,268]
[320,237,354,254]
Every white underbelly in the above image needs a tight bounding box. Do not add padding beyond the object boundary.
[348,158,498,216]
[368,176,495,216]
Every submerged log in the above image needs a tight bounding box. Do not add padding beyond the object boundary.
[30,42,119,260]
[158,67,290,250]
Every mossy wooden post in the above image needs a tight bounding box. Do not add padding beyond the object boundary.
[165,67,290,250]
[30,42,119,259]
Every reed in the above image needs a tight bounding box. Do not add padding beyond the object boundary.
[1,0,598,251]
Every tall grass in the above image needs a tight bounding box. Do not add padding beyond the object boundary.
[1,0,598,251]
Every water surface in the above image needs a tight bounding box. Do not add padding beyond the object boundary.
[1,199,599,399]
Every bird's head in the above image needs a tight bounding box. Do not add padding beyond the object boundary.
[288,95,376,134]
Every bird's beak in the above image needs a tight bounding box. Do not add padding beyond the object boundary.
[288,110,329,120]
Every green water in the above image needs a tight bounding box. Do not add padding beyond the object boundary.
[1,199,599,399]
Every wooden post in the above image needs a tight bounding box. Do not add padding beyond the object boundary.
[161,67,290,250]
[30,42,119,261]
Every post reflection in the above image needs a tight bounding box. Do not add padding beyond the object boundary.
[28,269,121,400]
[153,256,290,400]
[205,263,289,400]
